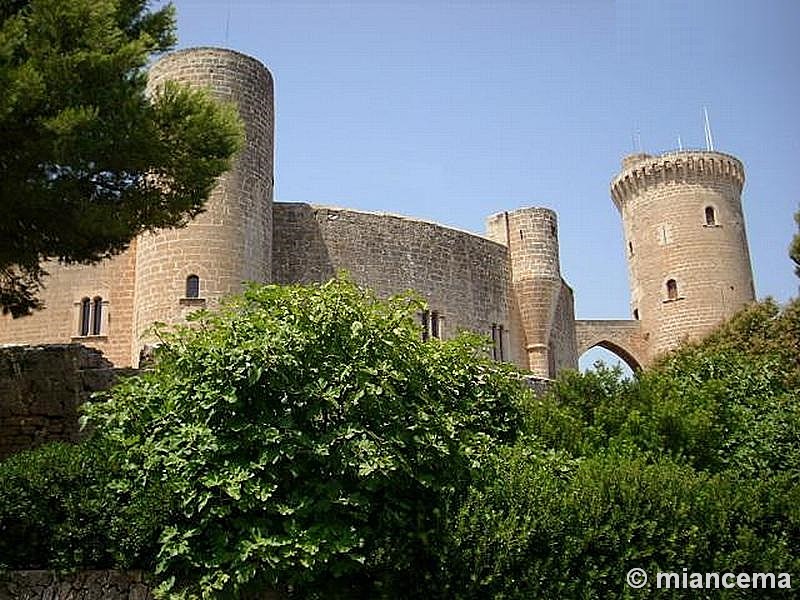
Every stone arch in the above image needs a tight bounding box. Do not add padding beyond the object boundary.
[575,319,647,372]
[579,338,642,372]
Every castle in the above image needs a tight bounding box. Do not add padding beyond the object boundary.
[0,48,757,377]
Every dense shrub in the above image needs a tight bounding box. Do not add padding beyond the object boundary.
[84,277,525,598]
[3,292,797,599]
[442,447,799,599]
[0,438,171,570]
[438,299,800,598]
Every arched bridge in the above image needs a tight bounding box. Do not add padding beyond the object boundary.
[575,319,647,371]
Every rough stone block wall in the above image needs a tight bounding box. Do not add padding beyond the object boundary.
[549,282,579,374]
[488,207,576,376]
[0,570,284,600]
[0,570,153,600]
[273,203,523,367]
[0,345,129,459]
[574,319,647,370]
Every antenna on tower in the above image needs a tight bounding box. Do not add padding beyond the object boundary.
[703,107,715,151]
[224,1,232,45]
[630,127,643,153]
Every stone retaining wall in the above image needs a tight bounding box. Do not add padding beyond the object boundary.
[0,570,152,600]
[0,345,133,459]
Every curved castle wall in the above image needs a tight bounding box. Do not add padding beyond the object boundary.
[611,150,755,359]
[272,203,524,367]
[134,48,274,363]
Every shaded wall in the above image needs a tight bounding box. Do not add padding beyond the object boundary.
[273,203,524,366]
[0,570,153,600]
[0,345,129,459]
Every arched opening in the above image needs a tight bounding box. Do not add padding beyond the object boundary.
[91,296,103,335]
[579,340,642,378]
[705,206,716,226]
[185,274,200,299]
[666,278,678,300]
[79,297,91,336]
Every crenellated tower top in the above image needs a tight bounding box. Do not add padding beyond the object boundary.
[611,150,745,211]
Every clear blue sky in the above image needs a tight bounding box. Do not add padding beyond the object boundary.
[164,0,799,369]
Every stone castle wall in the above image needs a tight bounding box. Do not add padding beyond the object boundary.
[0,246,137,367]
[0,570,283,600]
[611,151,755,360]
[0,47,759,374]
[272,202,527,367]
[0,345,130,460]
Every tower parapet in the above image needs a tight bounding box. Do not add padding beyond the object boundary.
[133,48,274,364]
[612,149,754,360]
[612,150,745,211]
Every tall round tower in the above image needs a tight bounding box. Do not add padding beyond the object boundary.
[500,207,564,377]
[611,150,755,360]
[133,48,274,364]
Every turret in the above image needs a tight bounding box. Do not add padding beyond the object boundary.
[488,207,565,377]
[133,48,274,364]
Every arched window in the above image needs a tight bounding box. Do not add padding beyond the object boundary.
[91,297,103,335]
[705,206,716,226]
[186,275,200,299]
[79,298,91,336]
[633,308,639,320]
[666,279,678,300]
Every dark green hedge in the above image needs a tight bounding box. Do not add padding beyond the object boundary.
[0,438,171,571]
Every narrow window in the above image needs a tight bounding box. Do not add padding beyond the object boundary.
[519,229,524,240]
[431,311,440,339]
[633,308,639,320]
[491,324,505,361]
[666,279,678,300]
[705,206,716,226]
[79,298,90,336]
[628,241,634,256]
[498,324,505,361]
[186,274,200,299]
[91,297,103,335]
[421,310,430,342]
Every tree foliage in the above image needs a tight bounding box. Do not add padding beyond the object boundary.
[83,277,525,598]
[2,291,798,598]
[0,0,243,316]
[441,300,800,598]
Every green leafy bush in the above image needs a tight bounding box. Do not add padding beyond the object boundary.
[85,277,525,598]
[0,438,171,570]
[438,299,800,599]
[442,447,799,599]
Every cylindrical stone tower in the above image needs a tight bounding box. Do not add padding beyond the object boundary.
[133,48,274,364]
[611,150,755,360]
[488,207,563,377]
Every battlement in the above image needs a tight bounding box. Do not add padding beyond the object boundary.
[611,150,745,210]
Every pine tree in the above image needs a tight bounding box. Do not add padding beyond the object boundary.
[0,1,243,316]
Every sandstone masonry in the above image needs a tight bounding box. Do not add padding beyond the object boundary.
[0,47,757,377]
